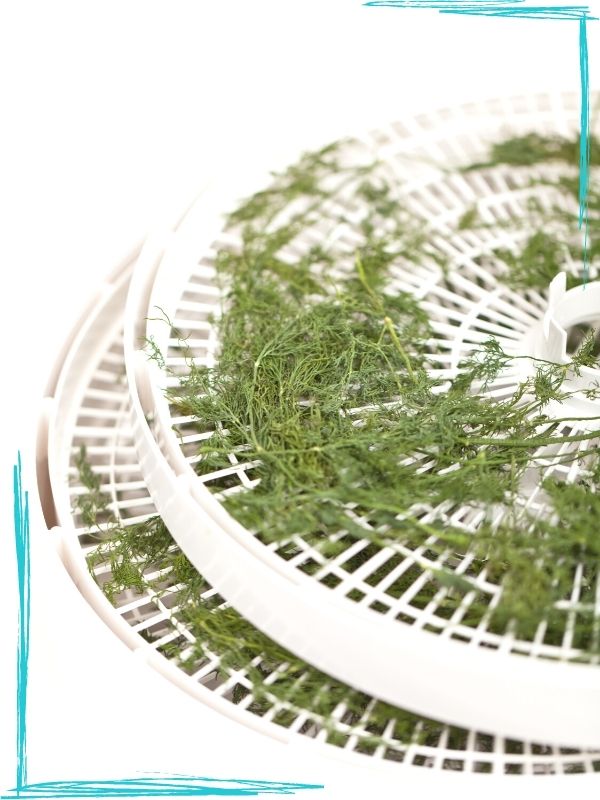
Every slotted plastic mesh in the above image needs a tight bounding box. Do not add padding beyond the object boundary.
[125,92,600,745]
[42,263,600,777]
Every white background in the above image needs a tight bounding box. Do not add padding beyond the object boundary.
[1,1,599,797]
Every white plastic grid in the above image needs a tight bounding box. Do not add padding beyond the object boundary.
[127,93,600,746]
[46,267,600,776]
[146,96,600,663]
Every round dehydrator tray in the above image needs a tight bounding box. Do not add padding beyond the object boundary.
[40,255,600,777]
[125,92,600,746]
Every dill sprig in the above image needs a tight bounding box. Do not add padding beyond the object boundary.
[462,132,600,290]
[75,456,461,752]
[465,131,600,171]
[76,132,600,666]
[158,135,600,652]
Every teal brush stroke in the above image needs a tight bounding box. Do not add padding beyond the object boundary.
[0,778,323,798]
[579,15,591,281]
[364,1,595,20]
[5,454,323,799]
[13,454,30,793]
[365,0,595,280]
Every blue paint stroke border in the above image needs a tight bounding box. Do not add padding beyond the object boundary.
[2,7,596,796]
[1,455,324,799]
[13,454,30,793]
[365,0,596,280]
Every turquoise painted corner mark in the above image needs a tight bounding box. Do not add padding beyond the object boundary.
[579,15,591,280]
[0,778,324,798]
[364,0,596,279]
[363,1,596,22]
[3,454,324,799]
[13,453,30,793]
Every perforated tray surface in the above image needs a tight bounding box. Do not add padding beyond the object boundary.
[128,92,600,745]
[46,265,600,777]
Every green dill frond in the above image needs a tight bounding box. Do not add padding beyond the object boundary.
[78,128,600,699]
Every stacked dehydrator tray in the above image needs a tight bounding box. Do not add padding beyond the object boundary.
[37,93,600,785]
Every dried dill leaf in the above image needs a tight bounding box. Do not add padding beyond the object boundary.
[465,132,600,171]
[85,130,600,658]
[75,451,457,750]
[163,137,600,652]
[457,205,479,230]
[494,231,574,291]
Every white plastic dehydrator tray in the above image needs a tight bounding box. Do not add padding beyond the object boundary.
[40,252,600,779]
[123,92,600,747]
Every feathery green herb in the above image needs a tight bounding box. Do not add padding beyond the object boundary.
[80,132,600,666]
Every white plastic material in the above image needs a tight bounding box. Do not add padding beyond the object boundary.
[39,254,600,777]
[124,92,600,747]
[533,273,600,421]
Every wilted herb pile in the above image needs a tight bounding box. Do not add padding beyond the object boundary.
[161,135,600,649]
[78,128,600,745]
[79,473,459,753]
